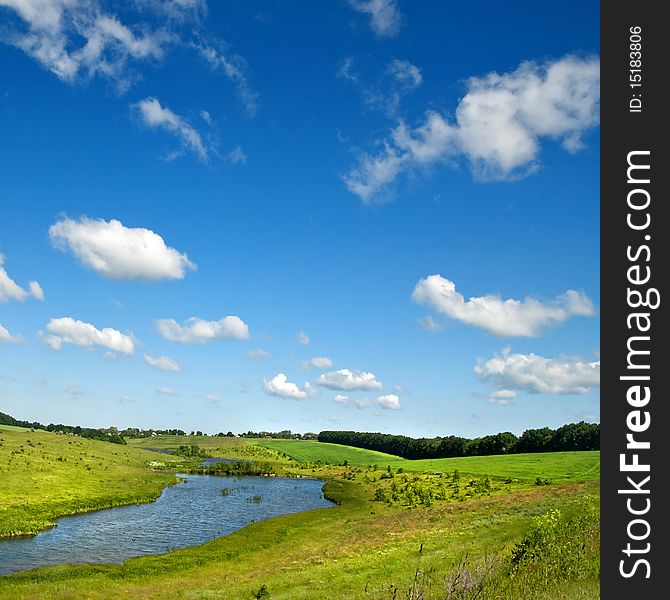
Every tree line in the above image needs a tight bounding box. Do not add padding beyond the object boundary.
[317,421,599,459]
[0,411,126,445]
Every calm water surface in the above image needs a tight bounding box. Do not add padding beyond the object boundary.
[0,474,333,575]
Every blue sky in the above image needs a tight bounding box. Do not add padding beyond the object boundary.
[0,0,600,437]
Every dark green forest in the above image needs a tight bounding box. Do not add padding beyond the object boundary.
[318,421,599,459]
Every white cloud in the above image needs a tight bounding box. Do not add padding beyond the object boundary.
[156,316,249,343]
[345,55,600,202]
[0,255,44,302]
[49,216,196,281]
[387,59,421,87]
[475,349,600,395]
[135,97,209,161]
[144,353,181,372]
[340,58,422,118]
[350,0,402,37]
[300,356,333,370]
[333,394,372,409]
[42,317,135,354]
[226,145,247,164]
[316,369,383,391]
[488,398,509,406]
[297,330,310,346]
[246,348,271,359]
[156,386,177,396]
[0,323,23,343]
[488,389,517,405]
[337,57,358,82]
[64,385,87,396]
[262,373,308,400]
[204,393,220,403]
[200,109,212,124]
[377,393,400,410]
[418,315,442,332]
[0,0,168,88]
[490,389,517,400]
[412,275,595,337]
[196,42,258,116]
[136,0,206,22]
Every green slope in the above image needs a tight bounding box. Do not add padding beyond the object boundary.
[258,439,600,482]
[0,425,177,537]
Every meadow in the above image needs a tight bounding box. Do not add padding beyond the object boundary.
[0,427,600,599]
[0,425,179,537]
[257,439,600,483]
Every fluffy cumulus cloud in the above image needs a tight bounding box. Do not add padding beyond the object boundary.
[316,369,383,391]
[0,323,23,343]
[345,54,600,202]
[334,392,399,410]
[475,349,600,395]
[49,216,196,281]
[135,97,209,161]
[296,330,310,346]
[41,317,135,354]
[412,275,595,337]
[488,389,517,405]
[156,315,249,343]
[300,356,333,370]
[144,353,181,372]
[262,373,308,400]
[376,393,400,410]
[349,0,402,38]
[0,255,44,302]
[0,0,168,88]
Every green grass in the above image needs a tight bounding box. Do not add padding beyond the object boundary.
[0,425,179,537]
[258,439,601,483]
[127,435,286,463]
[0,475,598,599]
[127,435,250,452]
[0,433,600,599]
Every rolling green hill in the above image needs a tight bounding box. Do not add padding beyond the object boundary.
[0,424,178,537]
[258,439,600,483]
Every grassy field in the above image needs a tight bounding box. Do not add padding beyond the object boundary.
[258,439,601,483]
[0,425,180,537]
[127,435,250,452]
[0,430,600,598]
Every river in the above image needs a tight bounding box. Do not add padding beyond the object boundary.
[0,474,333,575]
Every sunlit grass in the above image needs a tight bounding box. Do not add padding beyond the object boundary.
[0,425,178,537]
[0,429,600,599]
[258,439,600,483]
